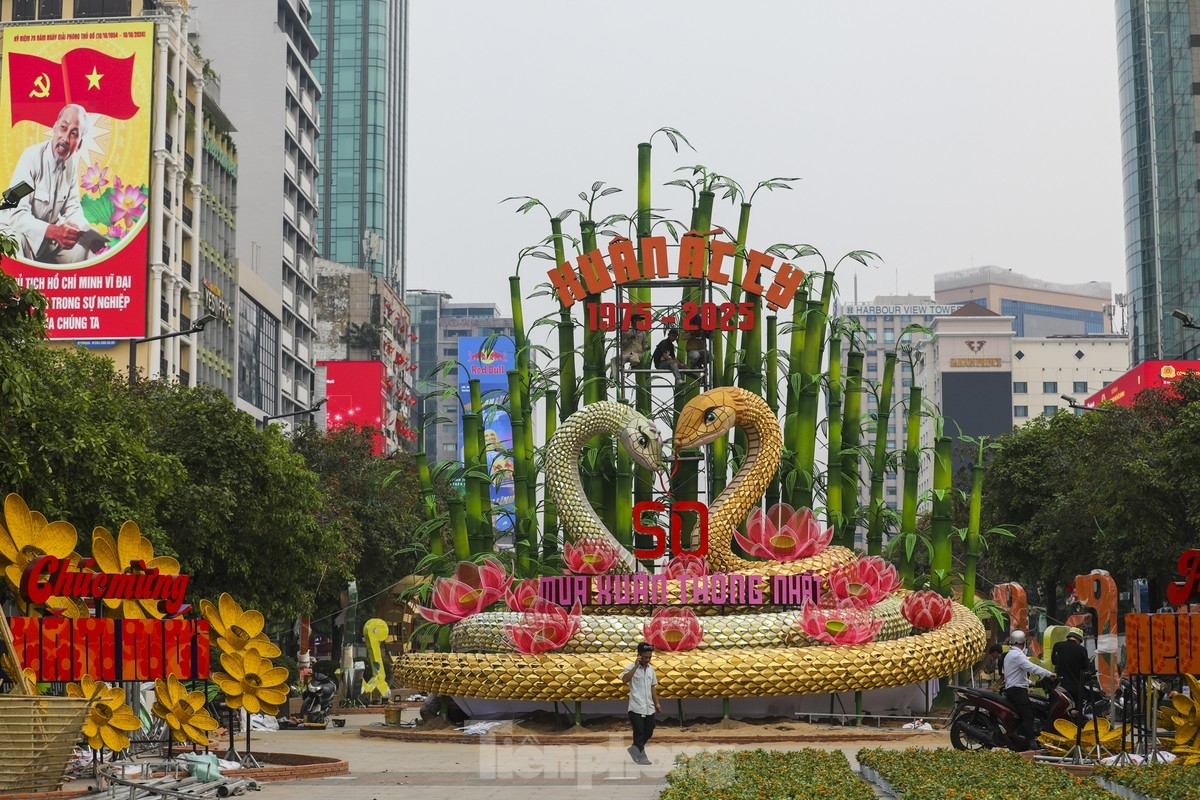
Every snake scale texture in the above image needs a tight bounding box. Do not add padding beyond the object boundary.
[396,388,986,699]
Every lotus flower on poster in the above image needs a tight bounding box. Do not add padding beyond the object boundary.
[734,504,833,562]
[826,556,902,608]
[417,558,512,624]
[505,598,582,654]
[563,539,620,574]
[643,606,705,651]
[799,603,883,645]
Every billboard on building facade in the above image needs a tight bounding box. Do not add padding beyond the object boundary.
[321,360,387,455]
[457,336,516,533]
[0,21,154,339]
[1085,360,1200,408]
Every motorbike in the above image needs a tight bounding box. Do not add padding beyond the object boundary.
[297,671,337,727]
[949,676,1074,752]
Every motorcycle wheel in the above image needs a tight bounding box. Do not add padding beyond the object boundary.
[950,711,999,751]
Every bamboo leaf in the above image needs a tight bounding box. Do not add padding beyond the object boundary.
[599,187,622,197]
[591,181,604,192]
[578,191,588,202]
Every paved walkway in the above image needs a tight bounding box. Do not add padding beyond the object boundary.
[239,708,950,800]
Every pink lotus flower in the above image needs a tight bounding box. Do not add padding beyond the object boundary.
[826,556,902,608]
[661,553,709,581]
[109,178,148,226]
[505,598,582,654]
[82,163,109,193]
[901,590,953,630]
[733,504,832,562]
[563,538,620,575]
[799,602,883,645]
[505,578,541,612]
[642,606,705,651]
[416,558,512,624]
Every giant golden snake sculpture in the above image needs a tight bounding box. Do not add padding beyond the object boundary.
[397,388,985,701]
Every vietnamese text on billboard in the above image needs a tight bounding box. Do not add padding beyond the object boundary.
[458,336,516,532]
[0,21,154,339]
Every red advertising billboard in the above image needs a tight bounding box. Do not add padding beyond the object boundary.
[1085,360,1200,408]
[0,21,154,339]
[321,360,387,455]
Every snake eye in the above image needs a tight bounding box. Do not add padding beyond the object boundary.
[703,409,718,424]
[637,434,648,447]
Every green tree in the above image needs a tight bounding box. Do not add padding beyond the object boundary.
[289,425,445,603]
[132,382,346,619]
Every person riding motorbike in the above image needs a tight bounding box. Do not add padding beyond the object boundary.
[1003,630,1056,752]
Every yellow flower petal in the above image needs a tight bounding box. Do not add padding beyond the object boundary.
[37,520,78,558]
[215,676,243,698]
[258,666,290,688]
[4,494,35,552]
[91,527,120,574]
[256,687,288,706]
[99,725,131,752]
[238,609,266,638]
[218,593,239,627]
[110,709,143,731]
[241,694,261,714]
[115,520,150,569]
[219,652,246,680]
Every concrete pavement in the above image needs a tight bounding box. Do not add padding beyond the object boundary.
[233,707,949,800]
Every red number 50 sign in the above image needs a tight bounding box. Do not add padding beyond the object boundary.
[632,500,708,559]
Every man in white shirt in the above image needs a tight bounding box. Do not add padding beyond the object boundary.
[621,642,662,765]
[0,104,106,263]
[1002,630,1055,752]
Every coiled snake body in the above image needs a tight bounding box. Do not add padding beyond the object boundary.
[397,390,986,700]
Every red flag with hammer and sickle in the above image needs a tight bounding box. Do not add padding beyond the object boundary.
[7,48,139,127]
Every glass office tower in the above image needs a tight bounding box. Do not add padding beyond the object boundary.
[311,0,408,292]
[1117,0,1200,363]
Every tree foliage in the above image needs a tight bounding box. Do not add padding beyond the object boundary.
[982,376,1200,606]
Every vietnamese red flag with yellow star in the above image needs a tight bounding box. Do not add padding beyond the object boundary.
[7,47,139,127]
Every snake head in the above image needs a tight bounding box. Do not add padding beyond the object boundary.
[618,415,667,473]
[673,389,738,450]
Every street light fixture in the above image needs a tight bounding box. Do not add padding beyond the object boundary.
[1172,309,1200,330]
[263,396,327,426]
[1061,394,1109,413]
[127,312,218,386]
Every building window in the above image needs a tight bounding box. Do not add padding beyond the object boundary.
[73,0,131,16]
[1043,405,1057,416]
[883,315,894,322]
[902,378,912,387]
[1014,406,1029,418]
[1042,381,1057,394]
[1073,381,1088,393]
[36,0,62,18]
[886,486,897,496]
[867,361,878,373]
[883,329,895,343]
[1013,381,1027,393]
[12,0,35,20]
[865,315,876,322]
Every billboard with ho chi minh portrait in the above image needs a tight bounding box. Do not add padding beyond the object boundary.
[0,21,154,339]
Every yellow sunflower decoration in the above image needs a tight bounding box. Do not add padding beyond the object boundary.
[1040,716,1127,756]
[0,493,88,617]
[66,675,143,752]
[200,593,282,658]
[1166,674,1200,752]
[151,674,220,746]
[213,650,289,715]
[91,520,181,619]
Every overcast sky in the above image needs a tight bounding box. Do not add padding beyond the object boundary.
[406,2,1124,322]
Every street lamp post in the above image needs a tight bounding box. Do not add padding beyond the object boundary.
[263,397,327,427]
[1061,394,1110,413]
[127,313,217,386]
[1172,309,1200,331]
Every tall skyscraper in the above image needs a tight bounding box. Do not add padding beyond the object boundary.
[197,0,322,417]
[310,0,408,291]
[1116,1,1200,364]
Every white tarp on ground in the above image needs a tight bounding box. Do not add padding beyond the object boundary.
[455,679,940,720]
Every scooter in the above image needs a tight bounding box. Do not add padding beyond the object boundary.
[281,671,337,729]
[949,676,1074,752]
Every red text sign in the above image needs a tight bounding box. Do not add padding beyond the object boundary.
[1166,549,1200,607]
[6,616,210,682]
[20,554,190,615]
[632,500,708,560]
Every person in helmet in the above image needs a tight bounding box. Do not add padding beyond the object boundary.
[1051,628,1091,709]
[1002,630,1056,752]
